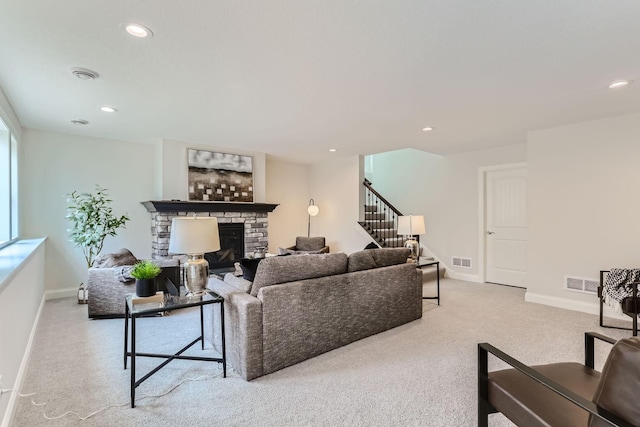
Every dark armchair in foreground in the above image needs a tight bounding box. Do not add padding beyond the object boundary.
[478,332,640,427]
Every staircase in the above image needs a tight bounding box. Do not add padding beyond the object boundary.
[358,180,445,282]
[358,179,408,248]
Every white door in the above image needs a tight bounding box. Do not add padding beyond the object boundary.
[486,167,527,287]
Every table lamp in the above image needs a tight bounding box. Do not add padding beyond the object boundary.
[169,216,221,296]
[397,215,425,262]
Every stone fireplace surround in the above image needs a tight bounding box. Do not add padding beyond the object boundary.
[142,201,278,263]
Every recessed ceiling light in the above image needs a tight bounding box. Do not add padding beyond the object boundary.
[71,119,89,125]
[422,127,434,132]
[608,80,632,89]
[329,148,337,152]
[70,67,99,80]
[99,106,118,113]
[123,23,153,38]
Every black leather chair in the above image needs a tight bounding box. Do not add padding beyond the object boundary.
[598,270,639,336]
[478,332,640,427]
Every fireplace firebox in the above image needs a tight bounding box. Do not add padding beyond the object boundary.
[205,223,245,270]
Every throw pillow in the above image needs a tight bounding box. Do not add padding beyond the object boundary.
[277,247,324,256]
[114,265,135,283]
[223,272,253,293]
[93,248,138,268]
[240,258,263,282]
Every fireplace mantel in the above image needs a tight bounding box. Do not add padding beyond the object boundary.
[141,200,279,213]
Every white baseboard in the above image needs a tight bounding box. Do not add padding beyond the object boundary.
[525,291,631,321]
[1,295,46,427]
[446,271,482,283]
[45,287,77,300]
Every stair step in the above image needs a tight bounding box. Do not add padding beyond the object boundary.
[383,237,405,247]
[364,213,386,220]
[363,220,395,229]
[364,205,378,213]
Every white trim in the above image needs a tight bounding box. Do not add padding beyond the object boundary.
[477,162,527,285]
[45,287,77,300]
[1,295,46,427]
[446,271,482,283]
[525,291,630,321]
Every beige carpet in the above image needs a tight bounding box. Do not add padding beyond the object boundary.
[10,279,632,426]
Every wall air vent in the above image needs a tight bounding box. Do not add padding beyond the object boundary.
[452,256,472,268]
[565,276,599,294]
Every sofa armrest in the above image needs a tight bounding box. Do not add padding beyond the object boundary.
[207,278,264,380]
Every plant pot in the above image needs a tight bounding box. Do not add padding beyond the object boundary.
[136,278,156,297]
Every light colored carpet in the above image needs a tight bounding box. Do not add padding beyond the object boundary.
[10,279,633,426]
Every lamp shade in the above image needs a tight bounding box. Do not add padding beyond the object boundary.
[307,205,319,216]
[169,217,221,254]
[397,215,426,236]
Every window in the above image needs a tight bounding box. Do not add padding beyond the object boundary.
[0,117,18,248]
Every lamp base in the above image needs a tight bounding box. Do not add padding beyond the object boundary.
[404,238,419,263]
[184,254,209,296]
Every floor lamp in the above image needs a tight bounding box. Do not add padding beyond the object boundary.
[307,199,319,237]
[169,216,220,296]
[397,215,425,263]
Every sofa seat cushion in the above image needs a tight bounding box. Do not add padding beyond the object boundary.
[250,252,348,296]
[347,248,411,272]
[488,362,600,427]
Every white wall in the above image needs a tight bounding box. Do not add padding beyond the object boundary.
[369,145,527,278]
[159,139,266,202]
[265,156,310,252]
[21,129,156,295]
[527,112,640,312]
[310,155,370,254]
[0,240,45,427]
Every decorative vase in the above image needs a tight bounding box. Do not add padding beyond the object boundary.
[254,247,266,259]
[136,278,156,297]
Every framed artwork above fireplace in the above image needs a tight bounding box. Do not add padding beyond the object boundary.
[187,149,253,202]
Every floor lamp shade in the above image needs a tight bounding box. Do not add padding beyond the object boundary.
[169,217,221,296]
[397,215,425,261]
[307,198,319,238]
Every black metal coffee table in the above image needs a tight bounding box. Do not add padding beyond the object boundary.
[124,290,226,407]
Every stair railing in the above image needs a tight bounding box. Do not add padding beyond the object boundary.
[362,179,404,248]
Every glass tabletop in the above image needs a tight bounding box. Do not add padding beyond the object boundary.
[126,289,223,315]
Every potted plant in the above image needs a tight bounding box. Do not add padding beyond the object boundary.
[129,260,162,297]
[66,185,130,268]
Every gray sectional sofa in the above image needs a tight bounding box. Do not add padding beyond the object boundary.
[206,248,422,380]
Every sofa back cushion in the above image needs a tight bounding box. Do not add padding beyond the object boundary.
[295,236,326,251]
[250,252,348,296]
[590,336,640,426]
[347,248,411,272]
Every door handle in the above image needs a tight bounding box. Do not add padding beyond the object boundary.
[487,231,495,235]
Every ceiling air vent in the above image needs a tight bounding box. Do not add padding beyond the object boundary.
[565,276,598,294]
[452,256,472,268]
[71,67,99,80]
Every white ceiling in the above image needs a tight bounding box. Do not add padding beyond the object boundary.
[0,1,639,164]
